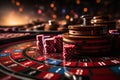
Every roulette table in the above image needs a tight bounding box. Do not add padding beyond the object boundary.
[0,0,120,79]
[0,33,120,80]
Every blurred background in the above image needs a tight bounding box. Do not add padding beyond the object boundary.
[0,0,119,26]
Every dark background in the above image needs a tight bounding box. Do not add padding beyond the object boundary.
[0,0,120,25]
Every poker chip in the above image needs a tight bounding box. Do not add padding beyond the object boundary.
[44,37,56,54]
[36,34,63,54]
[36,35,44,54]
[36,34,44,41]
[63,44,75,60]
[54,35,63,53]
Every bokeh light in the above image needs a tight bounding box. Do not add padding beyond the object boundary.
[38,9,42,14]
[66,15,70,20]
[76,0,80,5]
[52,14,57,19]
[74,14,78,19]
[19,7,23,12]
[0,0,119,26]
[62,9,66,14]
[83,7,88,12]
[16,1,20,6]
[50,3,55,8]
[0,11,30,26]
[11,0,15,4]
[96,0,101,3]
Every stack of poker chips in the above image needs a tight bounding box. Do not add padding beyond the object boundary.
[36,34,63,54]
[36,35,44,54]
[63,44,75,60]
[54,35,63,53]
[44,38,56,53]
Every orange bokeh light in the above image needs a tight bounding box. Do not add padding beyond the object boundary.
[52,14,57,19]
[16,2,20,6]
[76,0,80,5]
[19,7,23,12]
[83,7,88,12]
[1,11,29,26]
[96,0,101,3]
[50,3,54,8]
[66,15,70,19]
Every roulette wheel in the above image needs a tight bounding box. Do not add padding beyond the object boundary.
[0,16,120,80]
[0,33,120,80]
[63,15,117,56]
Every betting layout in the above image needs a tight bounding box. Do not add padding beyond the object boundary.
[0,34,120,80]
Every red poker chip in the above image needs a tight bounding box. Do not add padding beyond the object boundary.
[45,38,55,45]
[63,44,75,60]
[44,38,55,53]
[54,35,63,53]
[36,34,44,41]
